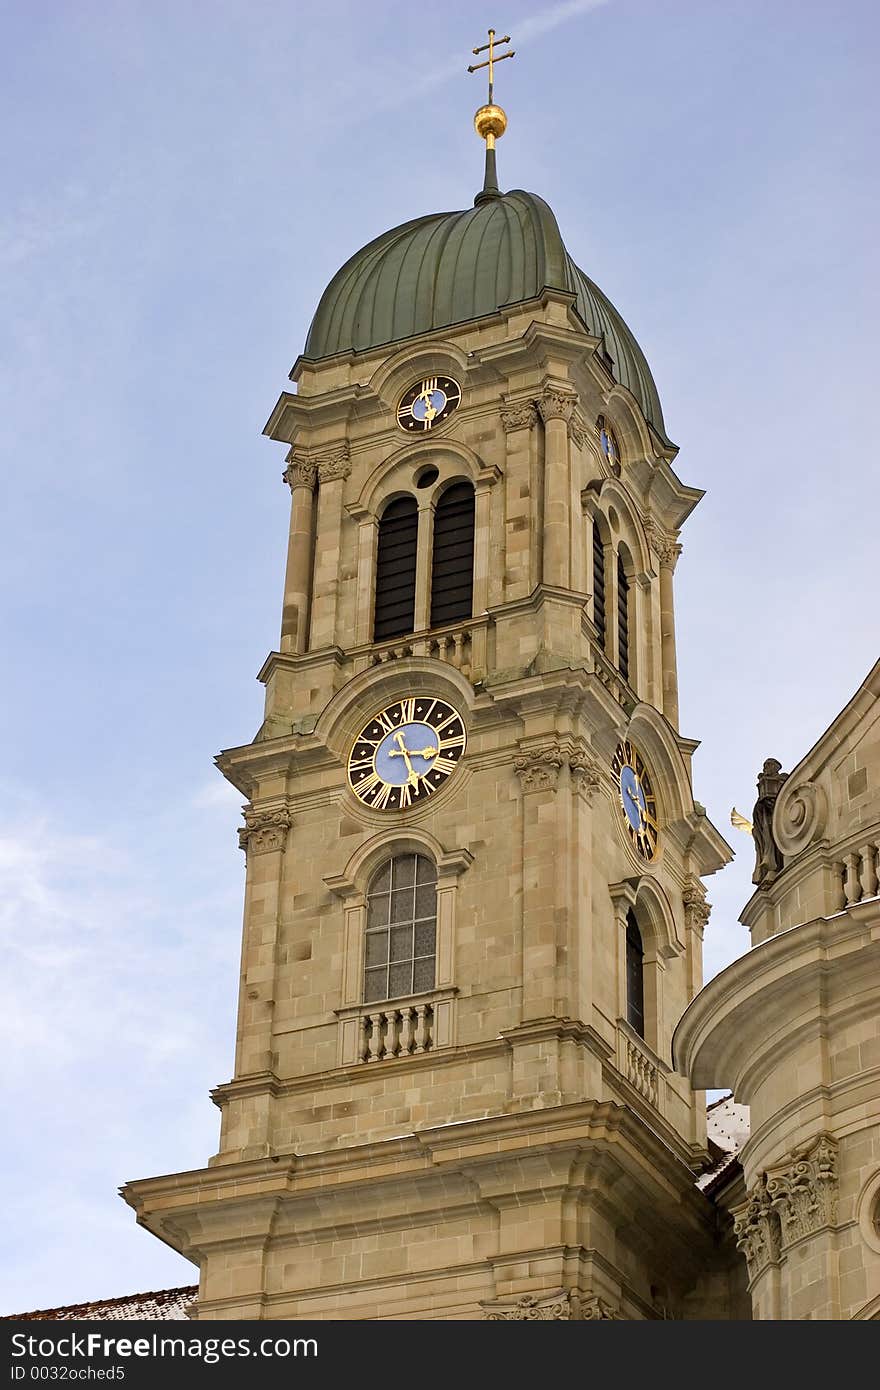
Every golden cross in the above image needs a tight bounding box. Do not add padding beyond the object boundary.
[467,28,515,105]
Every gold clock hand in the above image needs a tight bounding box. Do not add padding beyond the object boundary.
[387,744,439,761]
[392,731,419,787]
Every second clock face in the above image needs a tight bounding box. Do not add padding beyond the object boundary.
[348,697,466,810]
[611,739,659,861]
[397,376,461,432]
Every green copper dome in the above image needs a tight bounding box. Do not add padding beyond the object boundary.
[303,188,668,439]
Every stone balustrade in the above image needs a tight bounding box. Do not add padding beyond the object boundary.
[361,1003,434,1062]
[839,839,880,906]
[625,1036,659,1108]
[357,614,488,679]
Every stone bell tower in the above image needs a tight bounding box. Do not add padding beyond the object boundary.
[123,54,737,1320]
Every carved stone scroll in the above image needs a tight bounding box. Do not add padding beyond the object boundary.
[482,1288,618,1320]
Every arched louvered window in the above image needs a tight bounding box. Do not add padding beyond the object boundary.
[374,497,417,641]
[592,524,606,648]
[430,482,474,629]
[617,552,630,681]
[625,910,645,1038]
[364,854,437,1004]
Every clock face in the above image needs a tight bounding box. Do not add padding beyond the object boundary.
[611,740,659,861]
[348,697,466,810]
[397,376,461,432]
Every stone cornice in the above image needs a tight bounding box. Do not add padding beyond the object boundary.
[673,909,880,1090]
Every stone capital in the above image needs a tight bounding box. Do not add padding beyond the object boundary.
[683,876,711,933]
[537,386,578,424]
[481,1288,617,1320]
[514,737,600,798]
[315,442,351,484]
[645,517,681,569]
[500,401,538,434]
[514,742,565,793]
[238,806,292,855]
[282,450,317,492]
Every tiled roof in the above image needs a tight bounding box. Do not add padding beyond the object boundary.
[6,1285,197,1321]
[698,1093,750,1192]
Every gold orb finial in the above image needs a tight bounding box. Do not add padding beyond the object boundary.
[474,102,507,148]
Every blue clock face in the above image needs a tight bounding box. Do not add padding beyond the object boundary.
[397,376,462,432]
[348,698,466,810]
[611,740,659,860]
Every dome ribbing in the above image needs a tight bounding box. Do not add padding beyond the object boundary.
[303,189,667,439]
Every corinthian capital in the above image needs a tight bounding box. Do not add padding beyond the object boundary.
[500,401,538,433]
[683,876,711,933]
[238,806,292,855]
[537,386,578,424]
[282,450,317,492]
[315,442,351,484]
[645,517,682,569]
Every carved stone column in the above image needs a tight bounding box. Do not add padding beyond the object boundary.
[280,453,317,654]
[646,520,682,729]
[234,805,292,1083]
[500,400,537,601]
[538,387,577,590]
[308,444,351,650]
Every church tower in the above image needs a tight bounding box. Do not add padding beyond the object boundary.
[124,46,736,1320]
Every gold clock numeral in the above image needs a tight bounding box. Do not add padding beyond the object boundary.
[432,756,459,776]
[372,782,394,811]
[355,771,382,799]
[399,784,412,809]
[400,698,416,722]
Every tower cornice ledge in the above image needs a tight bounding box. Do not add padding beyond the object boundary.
[672,909,880,1097]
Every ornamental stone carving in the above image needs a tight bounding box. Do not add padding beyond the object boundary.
[569,740,602,803]
[500,401,538,433]
[773,779,827,858]
[315,443,352,484]
[537,387,577,424]
[644,517,682,569]
[683,877,711,933]
[238,806,292,855]
[733,1135,839,1283]
[514,739,600,796]
[482,1289,617,1320]
[765,1134,838,1245]
[514,744,564,793]
[282,450,317,492]
[732,1188,780,1281]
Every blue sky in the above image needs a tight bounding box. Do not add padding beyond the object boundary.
[1,0,877,1312]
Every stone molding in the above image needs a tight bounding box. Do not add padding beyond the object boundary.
[537,386,578,425]
[282,450,317,492]
[682,876,711,933]
[644,517,681,569]
[500,401,538,433]
[238,806,292,855]
[733,1134,839,1281]
[481,1288,618,1320]
[514,738,600,797]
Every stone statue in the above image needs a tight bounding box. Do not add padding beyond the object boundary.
[751,758,788,885]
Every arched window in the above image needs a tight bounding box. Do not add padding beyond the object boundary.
[364,854,437,1003]
[430,481,475,628]
[592,522,606,648]
[374,497,418,641]
[625,910,645,1037]
[617,552,630,681]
